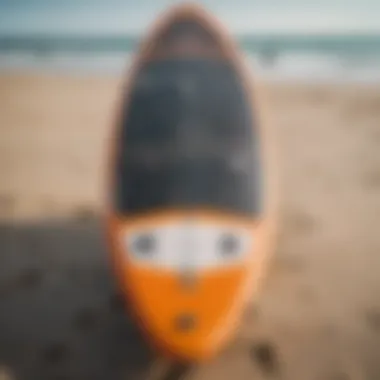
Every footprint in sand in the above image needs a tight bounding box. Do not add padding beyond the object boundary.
[43,342,70,365]
[289,210,318,236]
[11,268,44,292]
[72,206,98,222]
[362,169,380,190]
[72,307,101,333]
[250,341,281,376]
[365,309,380,332]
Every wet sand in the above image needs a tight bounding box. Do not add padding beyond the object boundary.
[0,73,380,380]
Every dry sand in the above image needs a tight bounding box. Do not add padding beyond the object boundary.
[0,72,379,380]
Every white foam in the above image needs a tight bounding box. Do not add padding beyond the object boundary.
[1,50,380,84]
[0,51,130,75]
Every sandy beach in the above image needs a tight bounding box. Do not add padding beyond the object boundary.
[0,72,380,380]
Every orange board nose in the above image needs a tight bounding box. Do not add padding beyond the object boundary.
[120,265,252,361]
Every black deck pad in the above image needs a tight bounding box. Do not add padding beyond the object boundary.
[115,59,263,218]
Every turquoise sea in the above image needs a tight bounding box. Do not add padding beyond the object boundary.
[1,33,380,83]
[1,0,380,82]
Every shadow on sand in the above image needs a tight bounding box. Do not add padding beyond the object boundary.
[0,218,157,380]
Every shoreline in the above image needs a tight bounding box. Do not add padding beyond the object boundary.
[2,67,380,86]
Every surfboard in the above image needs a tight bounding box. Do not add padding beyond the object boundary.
[105,3,278,363]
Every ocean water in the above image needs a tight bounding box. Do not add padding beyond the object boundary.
[1,0,380,83]
[1,34,380,83]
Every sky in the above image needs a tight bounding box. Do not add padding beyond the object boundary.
[0,0,380,36]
